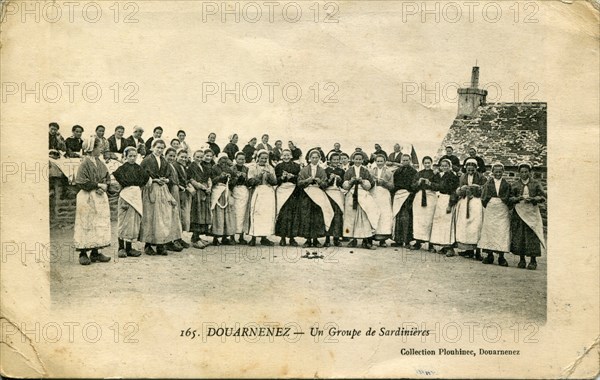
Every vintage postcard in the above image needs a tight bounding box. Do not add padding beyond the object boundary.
[1,0,599,378]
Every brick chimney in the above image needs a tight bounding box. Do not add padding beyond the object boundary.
[457,66,487,118]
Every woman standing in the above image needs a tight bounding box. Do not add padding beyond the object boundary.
[479,162,511,266]
[230,152,249,245]
[188,150,212,249]
[223,134,240,160]
[139,139,178,256]
[73,136,112,265]
[174,149,192,235]
[342,152,379,250]
[242,138,257,164]
[324,152,345,247]
[369,154,394,247]
[164,147,185,252]
[210,153,237,245]
[509,162,546,270]
[287,149,343,248]
[245,150,277,246]
[410,156,438,251]
[274,149,302,246]
[454,158,486,260]
[391,154,417,248]
[112,146,151,258]
[429,159,459,256]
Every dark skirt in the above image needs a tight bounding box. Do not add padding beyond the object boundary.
[510,212,542,257]
[190,190,212,234]
[276,188,343,239]
[393,200,413,244]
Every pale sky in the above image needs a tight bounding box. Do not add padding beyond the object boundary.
[1,1,598,161]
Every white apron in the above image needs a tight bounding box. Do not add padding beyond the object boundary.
[429,193,455,246]
[304,184,335,231]
[478,197,511,252]
[73,190,112,249]
[515,201,546,251]
[231,185,250,234]
[275,182,296,217]
[412,189,438,242]
[454,196,484,248]
[246,185,276,237]
[370,186,393,237]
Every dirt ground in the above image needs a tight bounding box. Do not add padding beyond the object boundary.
[50,221,546,323]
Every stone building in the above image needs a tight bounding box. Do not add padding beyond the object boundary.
[437,66,547,225]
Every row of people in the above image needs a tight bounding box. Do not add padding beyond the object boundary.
[50,123,424,169]
[73,136,546,271]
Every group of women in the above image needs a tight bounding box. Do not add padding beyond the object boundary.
[72,132,547,271]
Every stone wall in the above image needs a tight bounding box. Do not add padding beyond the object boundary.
[49,179,119,229]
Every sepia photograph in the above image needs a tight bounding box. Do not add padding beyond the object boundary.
[1,0,598,378]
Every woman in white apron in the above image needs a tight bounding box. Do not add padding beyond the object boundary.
[410,156,437,251]
[112,146,151,258]
[454,158,486,260]
[210,153,237,245]
[245,150,277,246]
[230,151,250,244]
[369,154,394,247]
[479,162,511,266]
[73,136,113,265]
[342,152,379,250]
[429,159,460,257]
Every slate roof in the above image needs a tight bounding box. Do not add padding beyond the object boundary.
[437,102,547,167]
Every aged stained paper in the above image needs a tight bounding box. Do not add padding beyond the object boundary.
[1,0,599,378]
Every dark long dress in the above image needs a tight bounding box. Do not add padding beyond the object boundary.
[509,179,546,257]
[392,165,417,244]
[274,161,302,238]
[277,165,343,239]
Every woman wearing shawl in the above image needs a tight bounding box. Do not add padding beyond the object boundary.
[174,149,192,235]
[274,149,302,247]
[112,146,151,258]
[454,158,486,260]
[281,149,343,248]
[288,141,303,164]
[139,139,178,256]
[410,156,437,251]
[342,151,379,250]
[509,162,546,270]
[324,152,345,247]
[392,154,418,248]
[210,153,237,245]
[223,134,240,160]
[429,158,460,257]
[479,162,511,267]
[188,150,212,249]
[230,151,249,244]
[164,147,185,252]
[369,154,394,247]
[245,149,277,246]
[73,136,112,265]
[242,138,257,164]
